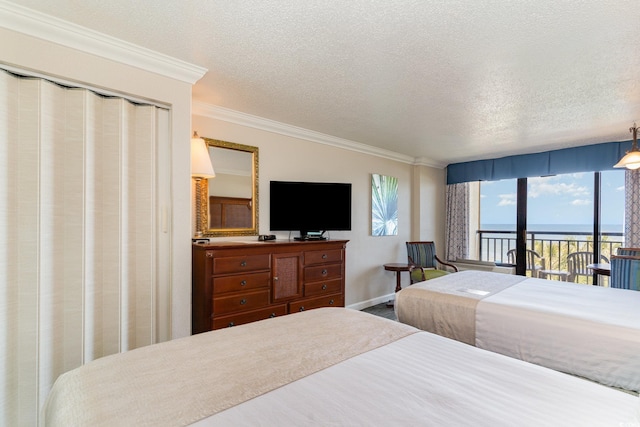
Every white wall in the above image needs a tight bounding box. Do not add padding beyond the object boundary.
[192,115,446,307]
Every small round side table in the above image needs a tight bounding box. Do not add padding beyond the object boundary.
[383,263,412,293]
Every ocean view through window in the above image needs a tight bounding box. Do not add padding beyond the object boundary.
[478,172,625,284]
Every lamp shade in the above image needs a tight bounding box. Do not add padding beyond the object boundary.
[614,123,640,170]
[191,132,215,178]
[614,151,640,170]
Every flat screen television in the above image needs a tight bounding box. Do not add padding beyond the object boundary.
[270,181,351,240]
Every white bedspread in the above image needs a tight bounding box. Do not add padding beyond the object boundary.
[41,308,417,427]
[396,270,640,393]
[477,277,640,392]
[196,331,639,426]
[41,307,640,427]
[395,271,526,344]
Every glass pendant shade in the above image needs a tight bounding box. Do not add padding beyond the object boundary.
[614,124,640,170]
[614,150,640,169]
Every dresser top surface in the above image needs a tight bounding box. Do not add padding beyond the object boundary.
[193,239,349,251]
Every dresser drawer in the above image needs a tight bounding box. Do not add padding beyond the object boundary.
[213,254,270,275]
[212,304,288,330]
[304,263,342,282]
[304,249,343,266]
[213,289,270,315]
[289,293,344,313]
[304,278,342,297]
[213,272,270,295]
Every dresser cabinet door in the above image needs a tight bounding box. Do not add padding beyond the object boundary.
[272,253,303,301]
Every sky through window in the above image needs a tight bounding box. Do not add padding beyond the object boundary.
[480,172,624,232]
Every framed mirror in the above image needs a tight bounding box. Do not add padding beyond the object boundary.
[195,138,259,237]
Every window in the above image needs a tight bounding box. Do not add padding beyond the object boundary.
[478,179,516,263]
[527,174,594,280]
[601,170,625,237]
[477,171,625,282]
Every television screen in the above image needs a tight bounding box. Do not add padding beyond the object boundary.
[270,181,351,237]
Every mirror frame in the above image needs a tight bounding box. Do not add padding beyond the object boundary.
[195,137,259,237]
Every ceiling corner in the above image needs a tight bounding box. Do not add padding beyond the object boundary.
[0,1,207,84]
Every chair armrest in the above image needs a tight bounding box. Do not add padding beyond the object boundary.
[435,255,459,272]
[408,265,426,283]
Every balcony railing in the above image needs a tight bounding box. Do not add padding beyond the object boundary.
[477,229,624,284]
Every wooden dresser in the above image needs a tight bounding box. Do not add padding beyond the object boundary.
[192,240,348,334]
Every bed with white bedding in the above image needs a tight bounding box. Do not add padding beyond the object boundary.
[395,270,640,393]
[42,307,639,426]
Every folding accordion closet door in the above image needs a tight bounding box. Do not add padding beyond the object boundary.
[0,69,171,426]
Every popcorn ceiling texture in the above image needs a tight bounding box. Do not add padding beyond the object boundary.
[11,0,640,165]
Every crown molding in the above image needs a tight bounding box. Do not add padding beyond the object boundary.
[0,1,207,84]
[414,156,447,169]
[192,101,434,165]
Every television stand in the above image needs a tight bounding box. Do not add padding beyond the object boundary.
[294,236,327,241]
[295,231,326,241]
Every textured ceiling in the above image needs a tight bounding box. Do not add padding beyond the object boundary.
[8,0,640,166]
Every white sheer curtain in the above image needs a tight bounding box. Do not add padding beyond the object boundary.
[445,182,469,261]
[625,169,640,247]
[0,69,170,426]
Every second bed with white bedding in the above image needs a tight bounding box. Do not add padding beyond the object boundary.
[395,270,640,393]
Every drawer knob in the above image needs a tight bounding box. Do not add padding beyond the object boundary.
[322,269,328,275]
[299,306,305,312]
[274,276,279,281]
[329,299,335,305]
[240,280,247,286]
[322,253,328,259]
[240,261,247,267]
[269,313,276,318]
[228,322,235,327]
[240,299,247,305]
[322,284,327,290]
[206,252,213,258]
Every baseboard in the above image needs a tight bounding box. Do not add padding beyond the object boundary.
[346,293,395,311]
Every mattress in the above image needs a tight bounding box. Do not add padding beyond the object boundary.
[395,270,640,392]
[42,307,639,426]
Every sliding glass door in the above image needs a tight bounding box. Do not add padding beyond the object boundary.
[478,171,624,282]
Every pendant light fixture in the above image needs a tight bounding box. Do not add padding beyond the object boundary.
[614,123,640,170]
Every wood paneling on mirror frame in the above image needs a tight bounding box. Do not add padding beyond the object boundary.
[195,137,259,237]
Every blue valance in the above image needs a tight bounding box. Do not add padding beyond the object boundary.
[446,140,633,184]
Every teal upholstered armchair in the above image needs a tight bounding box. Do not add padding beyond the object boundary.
[617,248,640,256]
[610,255,640,290]
[406,241,458,284]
